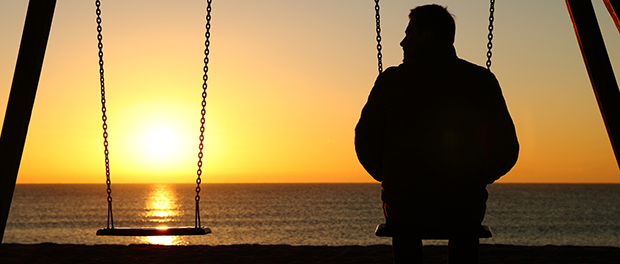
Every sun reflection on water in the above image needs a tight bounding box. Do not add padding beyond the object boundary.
[140,235,185,246]
[138,184,186,245]
[143,184,180,223]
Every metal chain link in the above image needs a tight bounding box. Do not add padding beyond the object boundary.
[486,0,495,70]
[374,0,383,74]
[196,0,212,229]
[95,0,113,230]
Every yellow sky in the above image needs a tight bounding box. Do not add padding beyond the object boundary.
[1,0,619,183]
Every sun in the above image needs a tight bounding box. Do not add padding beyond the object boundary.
[145,126,180,159]
[135,123,194,166]
[116,115,197,174]
[111,102,224,178]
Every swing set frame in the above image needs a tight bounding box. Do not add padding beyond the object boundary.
[0,0,619,243]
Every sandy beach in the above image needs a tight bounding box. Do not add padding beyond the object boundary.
[1,243,620,264]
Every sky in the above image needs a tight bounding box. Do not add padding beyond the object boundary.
[1,0,619,184]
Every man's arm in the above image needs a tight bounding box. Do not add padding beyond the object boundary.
[355,72,391,182]
[487,74,519,183]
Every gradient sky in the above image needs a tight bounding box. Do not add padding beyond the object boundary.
[1,0,619,183]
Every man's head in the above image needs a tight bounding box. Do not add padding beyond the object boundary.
[401,5,455,61]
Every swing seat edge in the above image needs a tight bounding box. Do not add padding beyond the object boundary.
[96,226,211,236]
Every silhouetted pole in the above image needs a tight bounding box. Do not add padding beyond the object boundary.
[604,0,620,33]
[566,0,620,170]
[0,0,57,242]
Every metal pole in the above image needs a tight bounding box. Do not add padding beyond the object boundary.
[603,0,620,33]
[565,0,620,170]
[0,0,57,242]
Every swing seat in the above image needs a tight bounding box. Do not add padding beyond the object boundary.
[97,227,211,236]
[374,223,492,239]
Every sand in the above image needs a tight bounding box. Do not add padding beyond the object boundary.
[1,243,620,263]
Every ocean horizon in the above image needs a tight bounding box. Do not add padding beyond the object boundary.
[3,183,620,247]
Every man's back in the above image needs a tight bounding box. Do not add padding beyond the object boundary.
[355,44,518,226]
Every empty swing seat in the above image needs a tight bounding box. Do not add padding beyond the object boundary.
[375,223,491,239]
[97,227,211,236]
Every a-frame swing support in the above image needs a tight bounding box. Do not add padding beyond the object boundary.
[565,0,620,169]
[1,0,620,243]
[0,0,57,242]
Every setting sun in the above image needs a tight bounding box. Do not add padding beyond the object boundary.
[143,125,182,161]
[104,100,204,180]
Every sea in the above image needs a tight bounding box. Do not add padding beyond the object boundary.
[3,183,620,247]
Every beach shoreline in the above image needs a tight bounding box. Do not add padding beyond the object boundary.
[1,243,620,264]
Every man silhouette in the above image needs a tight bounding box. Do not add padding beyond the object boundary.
[355,4,519,264]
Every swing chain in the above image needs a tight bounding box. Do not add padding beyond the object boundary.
[486,0,495,70]
[374,0,383,74]
[95,0,113,229]
[196,0,212,229]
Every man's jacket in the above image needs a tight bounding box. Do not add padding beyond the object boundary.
[355,44,519,207]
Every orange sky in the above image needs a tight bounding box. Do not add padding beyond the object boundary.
[1,0,619,183]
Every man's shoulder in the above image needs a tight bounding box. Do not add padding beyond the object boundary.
[455,58,491,72]
[382,65,407,76]
[380,59,496,82]
[454,58,497,78]
[373,65,407,86]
